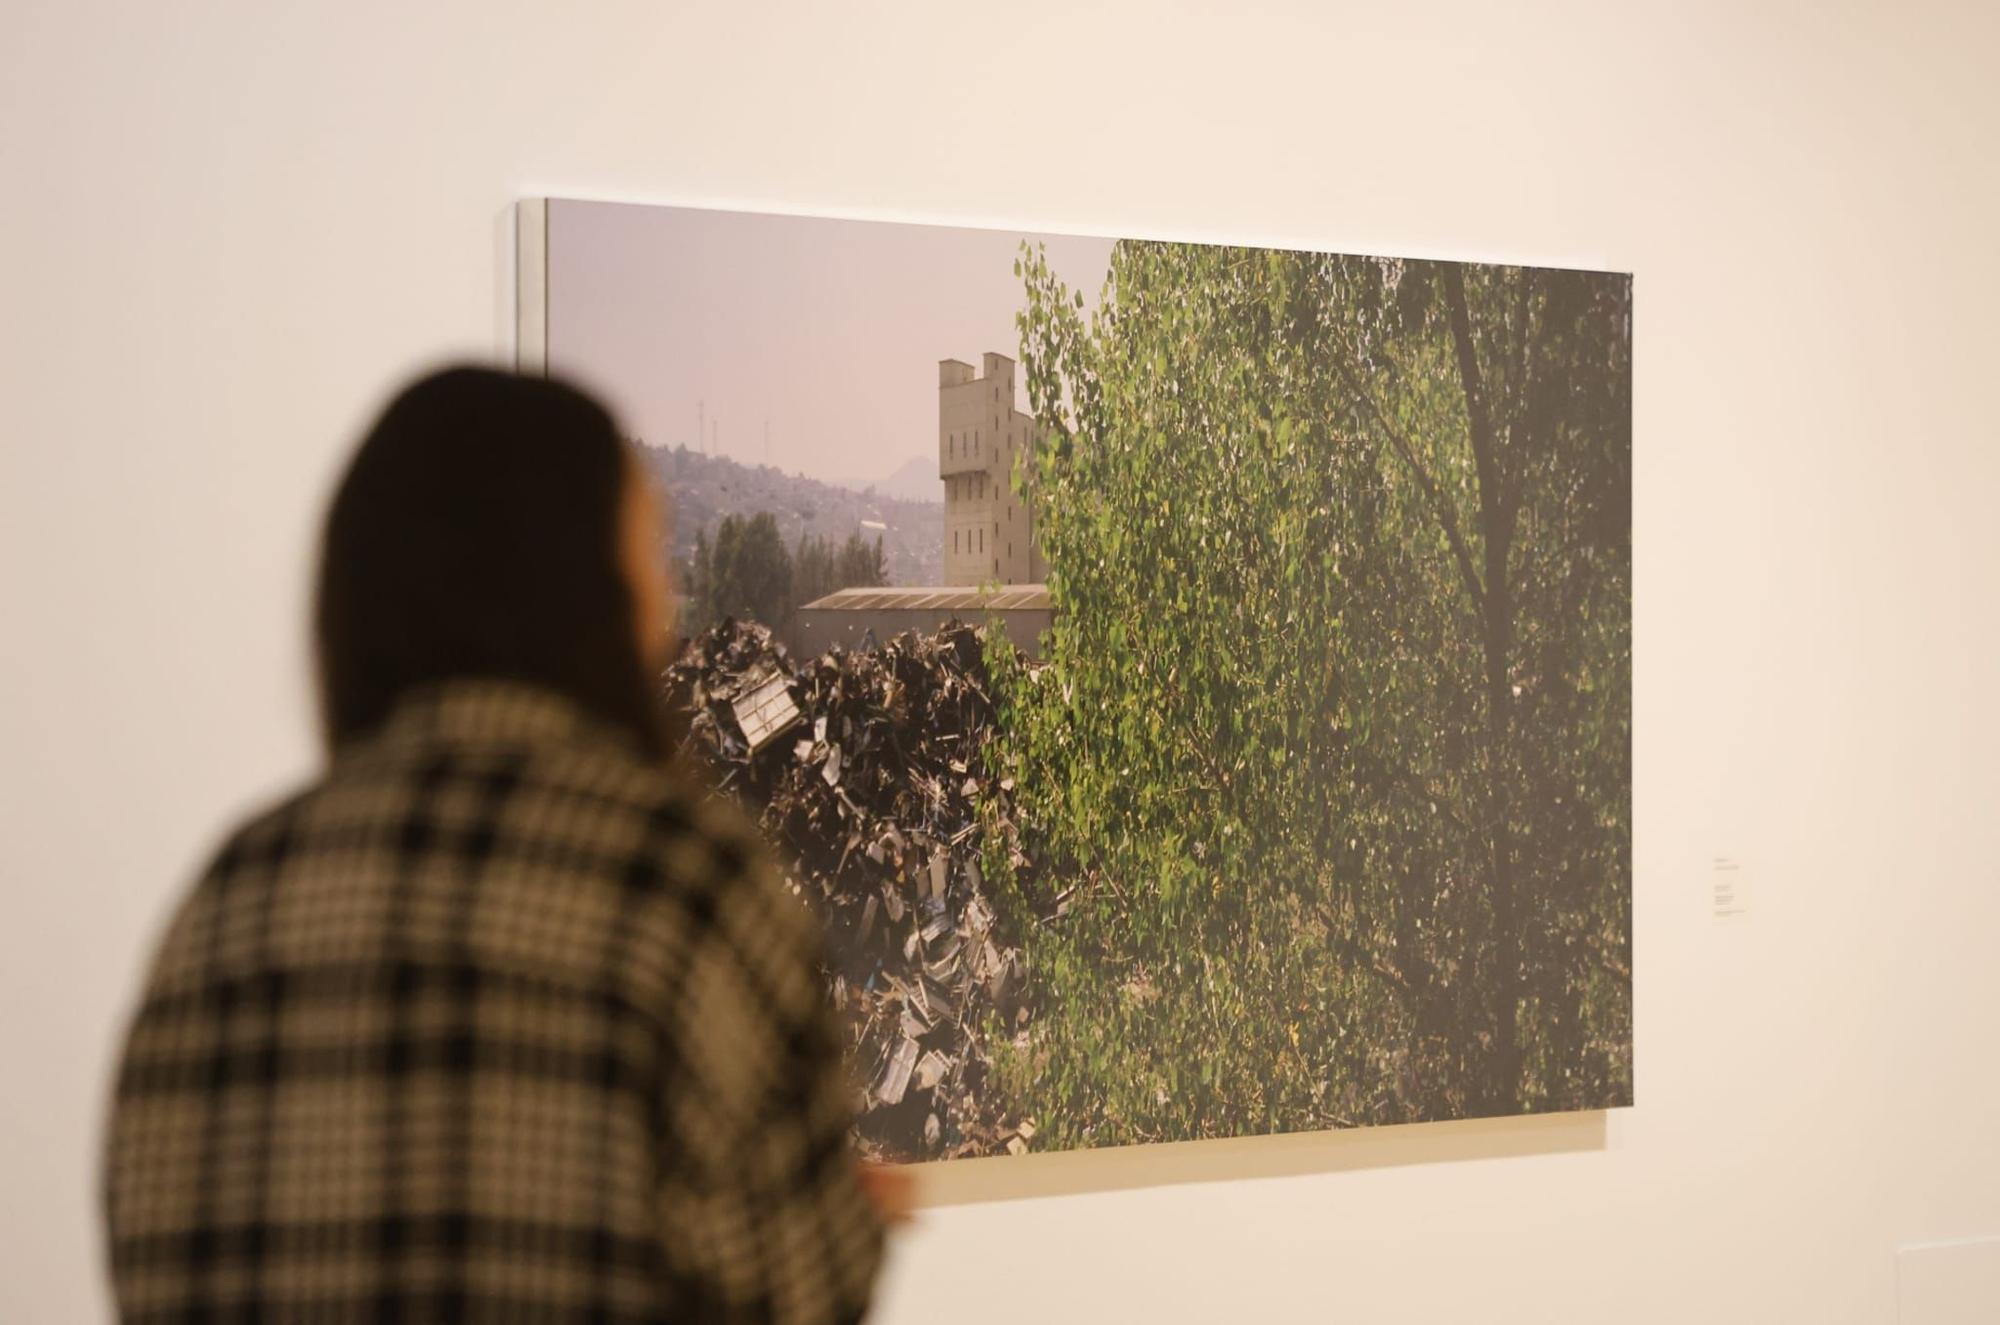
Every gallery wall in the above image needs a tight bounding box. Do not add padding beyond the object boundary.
[3,2,1996,1320]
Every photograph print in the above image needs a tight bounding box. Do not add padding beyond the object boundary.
[524,199,1632,1162]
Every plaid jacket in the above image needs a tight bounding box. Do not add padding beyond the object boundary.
[104,681,884,1323]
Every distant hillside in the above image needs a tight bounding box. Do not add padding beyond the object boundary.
[643,444,943,587]
[831,454,939,504]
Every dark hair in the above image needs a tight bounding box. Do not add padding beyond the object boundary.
[314,366,665,758]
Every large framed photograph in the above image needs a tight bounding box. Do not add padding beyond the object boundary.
[518,199,1633,1163]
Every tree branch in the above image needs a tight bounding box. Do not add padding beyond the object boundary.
[1331,349,1486,616]
[1442,265,1502,517]
[1504,275,1540,529]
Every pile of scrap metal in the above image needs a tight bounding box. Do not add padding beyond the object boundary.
[663,617,1038,1161]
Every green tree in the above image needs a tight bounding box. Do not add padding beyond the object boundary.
[793,530,887,614]
[690,511,794,630]
[680,528,714,636]
[989,241,1630,1145]
[835,532,888,590]
[795,532,837,607]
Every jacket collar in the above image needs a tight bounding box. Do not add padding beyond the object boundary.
[375,678,609,753]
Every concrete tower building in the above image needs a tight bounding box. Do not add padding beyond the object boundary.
[939,352,1045,586]
[795,352,1052,656]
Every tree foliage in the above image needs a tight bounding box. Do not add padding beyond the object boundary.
[795,530,890,608]
[987,240,1631,1146]
[682,511,792,635]
[682,514,888,637]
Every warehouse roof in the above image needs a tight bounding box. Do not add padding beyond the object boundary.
[800,584,1050,612]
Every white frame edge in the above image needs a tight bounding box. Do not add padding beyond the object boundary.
[515,199,549,376]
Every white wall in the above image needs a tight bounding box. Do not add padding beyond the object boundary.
[4,2,1996,1320]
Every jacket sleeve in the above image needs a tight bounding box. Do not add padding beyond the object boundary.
[649,811,887,1325]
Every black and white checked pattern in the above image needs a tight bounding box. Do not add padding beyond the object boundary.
[104,681,884,1323]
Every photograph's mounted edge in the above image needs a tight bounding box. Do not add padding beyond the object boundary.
[515,199,548,376]
[914,1108,1612,1206]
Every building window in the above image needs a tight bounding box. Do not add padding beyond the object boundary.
[978,528,983,553]
[954,530,959,554]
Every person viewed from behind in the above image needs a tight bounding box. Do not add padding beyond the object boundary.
[104,367,890,1322]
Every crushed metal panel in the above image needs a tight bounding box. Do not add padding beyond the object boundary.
[876,1036,920,1107]
[730,672,801,752]
[913,1051,950,1092]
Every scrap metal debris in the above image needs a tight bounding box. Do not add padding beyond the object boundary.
[663,617,1039,1162]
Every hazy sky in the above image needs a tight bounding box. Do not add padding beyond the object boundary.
[546,201,1116,486]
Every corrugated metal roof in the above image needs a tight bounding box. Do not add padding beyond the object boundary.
[801,584,1051,612]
